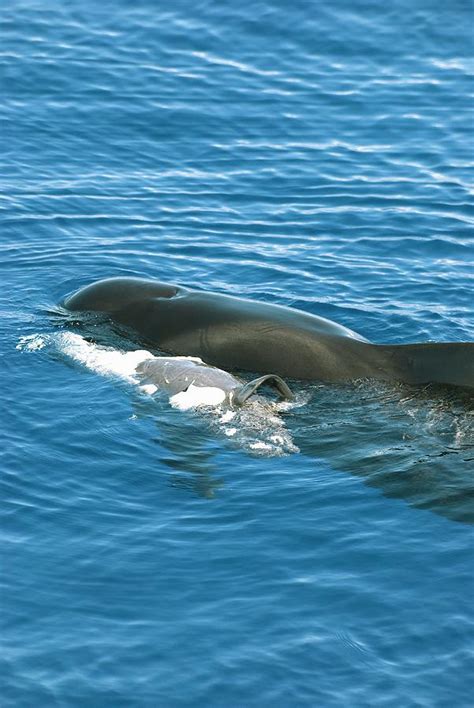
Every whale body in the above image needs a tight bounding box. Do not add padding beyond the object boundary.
[136,356,294,407]
[63,277,474,390]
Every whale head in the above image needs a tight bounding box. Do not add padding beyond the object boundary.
[63,277,179,313]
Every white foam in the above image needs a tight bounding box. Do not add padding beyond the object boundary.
[169,384,226,410]
[17,331,301,457]
[249,441,274,451]
[16,334,48,351]
[140,384,158,395]
[55,332,154,384]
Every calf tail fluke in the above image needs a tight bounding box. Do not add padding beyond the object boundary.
[233,375,295,406]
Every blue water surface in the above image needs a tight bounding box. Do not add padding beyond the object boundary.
[2,1,474,706]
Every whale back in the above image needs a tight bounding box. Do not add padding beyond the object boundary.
[63,277,474,390]
[136,357,240,395]
[377,342,474,390]
[64,277,179,312]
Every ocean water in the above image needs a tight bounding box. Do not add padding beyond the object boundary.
[2,0,474,705]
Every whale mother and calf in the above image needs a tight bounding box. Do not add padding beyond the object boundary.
[63,276,474,391]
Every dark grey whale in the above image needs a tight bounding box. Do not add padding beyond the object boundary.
[63,277,474,390]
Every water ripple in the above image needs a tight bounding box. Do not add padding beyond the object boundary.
[2,0,474,706]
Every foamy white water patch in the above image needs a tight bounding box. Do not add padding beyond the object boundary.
[18,332,154,386]
[17,333,48,351]
[17,332,302,456]
[170,384,227,410]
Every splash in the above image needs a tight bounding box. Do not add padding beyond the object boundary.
[17,332,301,456]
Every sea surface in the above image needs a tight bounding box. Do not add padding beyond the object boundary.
[2,1,474,706]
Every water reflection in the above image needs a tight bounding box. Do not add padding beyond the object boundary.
[292,381,474,524]
[50,312,474,522]
[152,417,224,499]
[140,378,473,523]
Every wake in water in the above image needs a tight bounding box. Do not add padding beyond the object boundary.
[16,330,474,520]
[17,332,305,456]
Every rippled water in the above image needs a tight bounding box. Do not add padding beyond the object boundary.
[2,1,474,706]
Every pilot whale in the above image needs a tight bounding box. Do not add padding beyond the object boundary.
[136,356,294,407]
[63,277,474,390]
